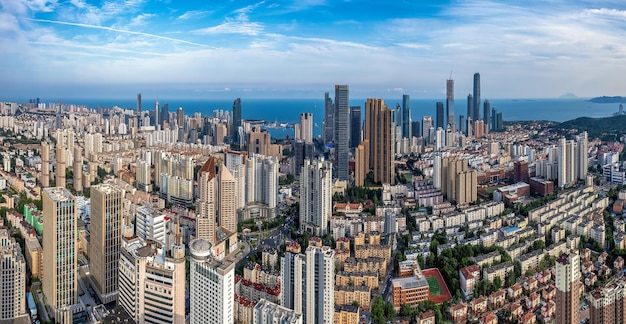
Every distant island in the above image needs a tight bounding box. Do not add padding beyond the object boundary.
[559,92,578,99]
[587,96,626,103]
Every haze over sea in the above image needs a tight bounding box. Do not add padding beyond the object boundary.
[38,98,623,139]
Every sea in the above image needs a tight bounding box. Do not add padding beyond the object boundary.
[35,98,624,139]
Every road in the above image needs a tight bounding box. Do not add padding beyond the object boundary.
[32,282,51,323]
[236,214,295,269]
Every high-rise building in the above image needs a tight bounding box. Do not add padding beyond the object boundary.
[402,95,411,138]
[294,141,315,178]
[299,112,313,143]
[136,93,141,114]
[455,169,478,204]
[355,141,368,187]
[557,137,575,187]
[118,228,185,323]
[466,94,473,123]
[232,98,242,146]
[160,103,169,127]
[422,116,433,142]
[56,141,66,188]
[459,115,465,134]
[189,238,235,324]
[589,279,626,324]
[323,92,334,145]
[282,246,335,324]
[555,251,580,324]
[474,119,485,138]
[334,85,350,181]
[224,150,247,210]
[73,146,82,192]
[446,78,455,127]
[135,205,167,244]
[177,106,184,127]
[246,154,279,209]
[411,121,420,138]
[473,72,481,121]
[483,99,491,133]
[42,187,82,324]
[0,227,27,322]
[196,157,239,258]
[435,127,445,150]
[514,161,529,183]
[300,159,332,235]
[350,106,361,148]
[89,183,123,304]
[41,142,50,187]
[154,101,159,128]
[435,102,445,129]
[364,98,395,185]
[576,132,588,181]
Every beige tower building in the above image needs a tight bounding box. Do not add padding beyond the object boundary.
[89,183,123,304]
[354,141,369,187]
[196,157,238,259]
[41,142,50,187]
[299,112,313,143]
[73,146,83,192]
[364,98,395,185]
[455,169,478,204]
[42,187,82,324]
[555,251,581,324]
[0,227,28,322]
[56,142,66,188]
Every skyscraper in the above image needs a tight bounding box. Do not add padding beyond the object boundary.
[0,227,27,322]
[589,279,626,324]
[402,94,411,138]
[576,132,588,181]
[334,85,350,181]
[350,106,361,148]
[364,98,395,185]
[483,99,491,133]
[189,238,235,324]
[323,92,334,145]
[56,140,66,188]
[42,187,80,323]
[154,101,159,127]
[300,159,332,235]
[246,154,279,209]
[89,183,123,304]
[473,72,481,121]
[232,98,242,146]
[435,102,445,129]
[282,246,335,324]
[73,146,82,192]
[557,137,575,187]
[160,103,169,126]
[555,251,580,324]
[411,121,420,138]
[446,78,455,127]
[466,94,473,123]
[136,93,141,114]
[41,142,50,187]
[299,112,313,143]
[422,116,433,142]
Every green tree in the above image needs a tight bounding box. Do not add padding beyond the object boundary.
[493,275,502,291]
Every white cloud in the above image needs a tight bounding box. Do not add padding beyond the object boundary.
[177,10,211,20]
[584,8,626,18]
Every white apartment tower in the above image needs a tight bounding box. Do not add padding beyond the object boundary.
[246,154,279,209]
[300,159,332,236]
[556,250,581,324]
[0,227,27,321]
[282,246,334,324]
[225,150,247,210]
[189,238,235,324]
[135,205,167,245]
[558,137,576,187]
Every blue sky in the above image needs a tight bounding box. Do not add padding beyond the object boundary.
[1,0,625,99]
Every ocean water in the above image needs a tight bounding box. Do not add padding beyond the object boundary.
[50,98,622,139]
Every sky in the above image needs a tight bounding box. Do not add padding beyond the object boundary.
[1,0,626,100]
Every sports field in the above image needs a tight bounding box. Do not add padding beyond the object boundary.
[422,268,453,304]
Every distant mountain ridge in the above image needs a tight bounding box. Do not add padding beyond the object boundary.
[554,115,626,139]
[587,96,626,103]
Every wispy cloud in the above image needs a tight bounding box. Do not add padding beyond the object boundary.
[584,8,626,18]
[177,10,212,20]
[26,18,208,47]
[193,2,265,35]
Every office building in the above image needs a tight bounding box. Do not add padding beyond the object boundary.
[514,161,529,183]
[232,98,242,146]
[483,100,491,133]
[411,121,420,138]
[402,94,411,139]
[189,238,236,324]
[254,299,303,324]
[118,228,185,324]
[136,93,141,114]
[589,279,626,324]
[364,98,395,185]
[350,106,361,148]
[224,150,247,210]
[334,85,350,181]
[42,187,82,324]
[0,227,27,321]
[177,106,184,127]
[435,102,444,129]
[300,159,332,236]
[294,141,315,177]
[282,246,335,324]
[73,146,82,192]
[446,78,455,127]
[323,92,334,145]
[355,141,368,187]
[135,205,167,244]
[153,101,159,128]
[56,140,66,188]
[298,112,313,143]
[473,72,481,121]
[555,251,581,324]
[422,116,433,142]
[89,183,123,304]
[196,157,238,258]
[459,115,465,134]
[466,94,473,124]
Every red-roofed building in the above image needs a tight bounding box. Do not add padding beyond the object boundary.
[333,202,363,214]
[480,311,497,324]
[520,312,536,324]
[460,264,481,298]
[471,297,488,315]
[450,303,467,323]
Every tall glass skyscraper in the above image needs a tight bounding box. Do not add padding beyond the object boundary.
[334,85,350,181]
[402,94,411,138]
[350,105,361,148]
[446,78,454,127]
[483,99,491,132]
[323,92,334,145]
[473,72,481,121]
[435,102,445,129]
[232,98,242,145]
